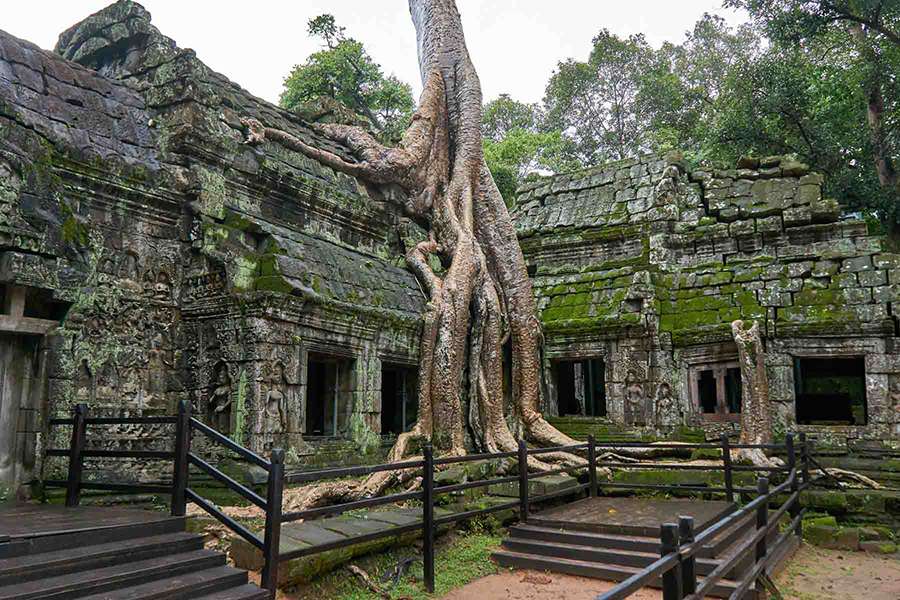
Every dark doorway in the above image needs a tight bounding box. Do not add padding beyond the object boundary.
[555,358,606,417]
[381,365,418,435]
[305,353,353,437]
[692,362,742,420]
[794,357,866,425]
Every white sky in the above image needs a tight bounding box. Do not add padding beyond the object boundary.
[2,1,747,105]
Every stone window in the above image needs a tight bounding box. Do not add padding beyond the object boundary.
[555,358,606,417]
[690,361,741,421]
[794,357,867,425]
[305,354,353,437]
[381,365,418,435]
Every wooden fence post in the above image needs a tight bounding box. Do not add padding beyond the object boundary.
[65,403,88,507]
[679,516,696,595]
[171,399,191,517]
[423,443,435,593]
[587,434,598,498]
[261,448,285,598]
[660,523,682,600]
[755,477,769,565]
[786,434,801,537]
[517,439,529,523]
[799,432,810,488]
[721,434,734,504]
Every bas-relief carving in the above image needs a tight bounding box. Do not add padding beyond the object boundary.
[207,362,233,434]
[624,373,646,426]
[655,381,682,427]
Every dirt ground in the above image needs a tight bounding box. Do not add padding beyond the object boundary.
[774,543,900,600]
[439,570,662,600]
[440,543,900,600]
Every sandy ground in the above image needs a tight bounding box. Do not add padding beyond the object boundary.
[774,543,900,600]
[440,570,662,600]
[440,543,900,600]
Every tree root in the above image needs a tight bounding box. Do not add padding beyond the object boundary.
[811,467,882,489]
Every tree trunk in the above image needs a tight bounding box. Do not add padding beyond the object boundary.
[731,320,776,466]
[850,25,900,217]
[242,0,584,508]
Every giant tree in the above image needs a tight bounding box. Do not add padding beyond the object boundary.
[544,30,655,164]
[243,0,584,505]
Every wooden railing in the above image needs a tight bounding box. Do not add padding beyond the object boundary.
[596,434,810,600]
[45,401,805,599]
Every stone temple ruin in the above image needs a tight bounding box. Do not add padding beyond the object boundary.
[1,1,899,496]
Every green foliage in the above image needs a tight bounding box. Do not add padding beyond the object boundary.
[280,14,414,142]
[544,30,655,164]
[295,531,501,600]
[724,0,900,230]
[481,95,574,204]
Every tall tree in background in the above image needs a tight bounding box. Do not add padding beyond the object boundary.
[246,0,584,507]
[544,31,654,164]
[482,95,573,203]
[641,15,759,158]
[280,14,414,141]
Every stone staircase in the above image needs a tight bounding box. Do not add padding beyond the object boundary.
[493,507,796,599]
[0,510,267,600]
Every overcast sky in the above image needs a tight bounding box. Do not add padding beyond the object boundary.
[3,1,747,105]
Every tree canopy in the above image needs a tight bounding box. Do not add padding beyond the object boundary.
[280,14,414,141]
[283,5,900,232]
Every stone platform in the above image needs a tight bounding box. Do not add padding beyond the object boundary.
[530,496,735,536]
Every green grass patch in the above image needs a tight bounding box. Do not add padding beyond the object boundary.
[288,529,503,599]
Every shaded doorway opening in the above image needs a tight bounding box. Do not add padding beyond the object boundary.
[555,358,606,417]
[794,357,866,425]
[305,353,353,437]
[691,362,741,420]
[381,365,418,435]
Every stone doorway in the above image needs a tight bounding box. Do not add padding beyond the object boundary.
[0,285,60,499]
[304,353,354,437]
[554,358,606,417]
[380,365,418,435]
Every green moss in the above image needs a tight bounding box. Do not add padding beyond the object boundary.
[690,448,722,461]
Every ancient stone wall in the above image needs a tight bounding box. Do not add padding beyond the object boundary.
[0,0,426,492]
[513,153,900,446]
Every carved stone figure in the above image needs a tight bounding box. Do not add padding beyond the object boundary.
[624,376,645,426]
[264,362,287,436]
[208,363,233,434]
[142,270,155,297]
[154,271,172,300]
[655,382,680,427]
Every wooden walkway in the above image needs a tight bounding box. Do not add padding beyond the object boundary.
[531,496,735,536]
[0,504,176,539]
[0,503,268,598]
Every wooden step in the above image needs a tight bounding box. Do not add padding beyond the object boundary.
[0,549,224,600]
[0,532,204,585]
[528,502,735,538]
[74,566,250,600]
[193,584,272,600]
[508,524,659,553]
[492,550,749,599]
[501,537,729,578]
[0,516,185,559]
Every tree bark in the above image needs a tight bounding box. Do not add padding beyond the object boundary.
[242,0,585,509]
[731,320,776,466]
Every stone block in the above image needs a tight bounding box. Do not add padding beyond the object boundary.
[805,525,859,550]
[842,256,874,272]
[784,206,812,226]
[859,540,898,554]
[858,269,887,287]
